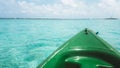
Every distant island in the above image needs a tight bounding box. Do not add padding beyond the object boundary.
[104,17,118,20]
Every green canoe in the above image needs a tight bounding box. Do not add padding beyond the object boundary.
[37,28,120,68]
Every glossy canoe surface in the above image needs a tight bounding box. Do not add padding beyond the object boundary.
[37,29,120,68]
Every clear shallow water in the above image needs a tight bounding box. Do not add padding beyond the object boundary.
[0,19,120,68]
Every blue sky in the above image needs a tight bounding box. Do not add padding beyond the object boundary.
[0,0,120,18]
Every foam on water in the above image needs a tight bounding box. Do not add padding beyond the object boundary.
[0,19,120,68]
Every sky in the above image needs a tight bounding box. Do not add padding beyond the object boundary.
[0,0,120,18]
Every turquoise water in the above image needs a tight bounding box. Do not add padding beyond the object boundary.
[0,19,120,68]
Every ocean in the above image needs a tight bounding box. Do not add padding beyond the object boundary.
[0,19,120,68]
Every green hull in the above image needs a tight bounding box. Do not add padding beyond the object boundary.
[38,29,120,68]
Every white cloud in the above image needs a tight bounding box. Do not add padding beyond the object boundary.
[61,0,77,7]
[17,0,89,18]
[0,0,21,18]
[18,1,49,17]
[0,0,120,18]
[97,0,120,17]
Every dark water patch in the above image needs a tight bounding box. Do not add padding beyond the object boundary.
[26,42,48,50]
[0,32,3,34]
[0,32,6,35]
[24,55,36,62]
[39,38,49,41]
[0,62,19,68]
[39,38,66,43]
[116,47,120,51]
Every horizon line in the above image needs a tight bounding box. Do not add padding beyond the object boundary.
[0,17,119,20]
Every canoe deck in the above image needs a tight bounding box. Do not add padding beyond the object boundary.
[38,29,120,68]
